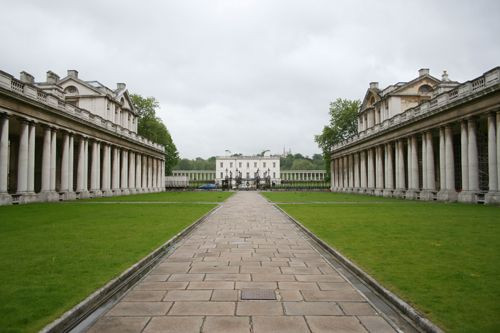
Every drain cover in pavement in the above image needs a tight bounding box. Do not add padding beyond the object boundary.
[241,289,276,300]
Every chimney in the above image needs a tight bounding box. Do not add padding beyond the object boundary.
[20,71,35,84]
[117,83,126,90]
[67,70,78,78]
[369,82,379,89]
[418,68,430,77]
[442,70,449,82]
[46,71,60,84]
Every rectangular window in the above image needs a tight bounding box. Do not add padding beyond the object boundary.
[273,172,276,178]
[254,162,257,167]
[273,162,276,168]
[263,162,266,168]
[247,162,249,167]
[220,162,223,168]
[220,172,223,178]
[239,162,242,168]
[246,172,249,179]
[230,162,233,168]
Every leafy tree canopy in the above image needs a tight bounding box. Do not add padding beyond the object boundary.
[315,98,360,178]
[130,94,179,175]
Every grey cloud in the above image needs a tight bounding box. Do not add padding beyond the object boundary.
[2,0,499,158]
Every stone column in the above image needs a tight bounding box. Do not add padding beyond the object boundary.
[395,140,406,197]
[27,122,35,194]
[343,156,348,190]
[360,150,367,192]
[422,134,427,190]
[84,138,89,192]
[421,131,436,200]
[68,134,74,196]
[121,150,129,195]
[406,136,419,199]
[485,113,499,204]
[0,115,11,204]
[96,142,101,194]
[136,153,142,192]
[330,159,335,191]
[459,119,479,203]
[438,125,457,201]
[438,127,446,192]
[77,137,89,198]
[17,120,29,195]
[129,151,136,194]
[90,140,99,196]
[101,144,112,196]
[112,146,120,195]
[50,129,57,191]
[60,131,70,194]
[367,149,374,193]
[142,155,147,191]
[354,153,360,190]
[152,158,157,191]
[383,143,394,197]
[375,146,384,196]
[348,155,354,191]
[460,121,469,192]
[41,126,51,194]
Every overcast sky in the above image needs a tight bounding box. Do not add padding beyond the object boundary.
[2,0,499,158]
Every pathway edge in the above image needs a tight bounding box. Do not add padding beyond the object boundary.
[273,203,444,333]
[40,204,221,333]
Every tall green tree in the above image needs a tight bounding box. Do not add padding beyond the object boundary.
[130,94,179,175]
[315,98,360,179]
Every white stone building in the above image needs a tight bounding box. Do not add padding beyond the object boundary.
[215,155,280,185]
[0,69,166,205]
[331,67,500,204]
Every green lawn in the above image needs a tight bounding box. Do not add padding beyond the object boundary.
[83,191,233,202]
[0,201,219,333]
[262,192,500,333]
[263,191,400,202]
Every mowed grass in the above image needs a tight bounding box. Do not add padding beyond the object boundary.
[0,201,218,333]
[262,192,500,333]
[84,191,233,202]
[262,191,400,202]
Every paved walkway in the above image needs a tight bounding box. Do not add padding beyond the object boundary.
[88,192,399,333]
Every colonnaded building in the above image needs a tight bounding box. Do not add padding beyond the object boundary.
[0,69,166,205]
[331,67,500,204]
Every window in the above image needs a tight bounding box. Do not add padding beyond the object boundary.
[247,162,249,167]
[273,162,276,168]
[246,172,249,179]
[64,85,78,95]
[220,172,223,178]
[239,162,242,168]
[263,162,266,168]
[254,162,257,167]
[273,172,276,178]
[418,84,433,95]
[220,162,223,167]
[230,162,233,168]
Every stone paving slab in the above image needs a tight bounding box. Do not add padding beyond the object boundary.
[87,192,399,332]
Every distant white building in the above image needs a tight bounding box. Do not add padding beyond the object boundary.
[215,155,280,186]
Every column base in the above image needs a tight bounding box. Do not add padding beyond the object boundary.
[405,189,419,200]
[91,190,103,198]
[112,189,122,196]
[485,192,500,204]
[0,193,12,205]
[437,189,458,202]
[382,189,393,197]
[365,189,375,195]
[40,191,60,202]
[78,191,91,199]
[60,192,77,201]
[374,188,384,196]
[102,189,113,197]
[17,193,39,204]
[457,191,479,203]
[121,189,130,195]
[392,189,405,198]
[129,188,137,194]
[419,190,436,201]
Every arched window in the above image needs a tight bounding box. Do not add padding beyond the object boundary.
[418,84,433,95]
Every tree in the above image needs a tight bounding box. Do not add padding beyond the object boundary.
[130,94,179,175]
[291,159,314,170]
[315,98,360,179]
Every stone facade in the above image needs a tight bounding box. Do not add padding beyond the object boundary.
[331,67,500,204]
[0,69,166,205]
[216,156,281,185]
[281,170,326,182]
